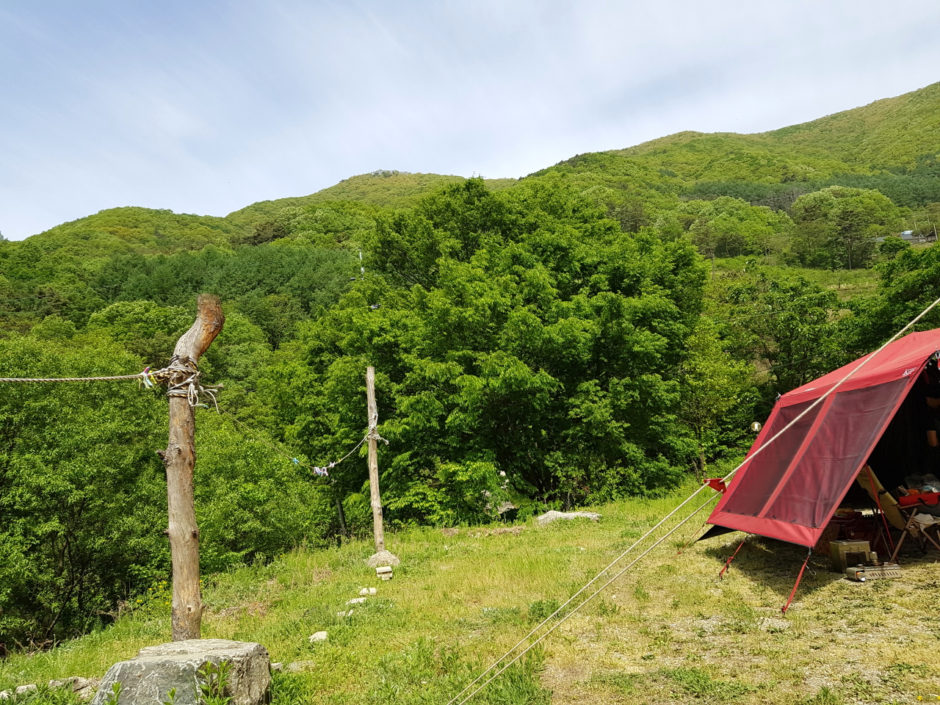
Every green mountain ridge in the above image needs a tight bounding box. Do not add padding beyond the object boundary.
[226,171,517,230]
[12,81,938,252]
[613,81,940,173]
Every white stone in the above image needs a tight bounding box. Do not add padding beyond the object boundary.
[309,631,328,643]
[15,685,37,696]
[0,690,9,700]
[366,550,400,567]
[536,510,601,525]
[336,610,354,617]
[347,597,367,605]
[359,587,377,596]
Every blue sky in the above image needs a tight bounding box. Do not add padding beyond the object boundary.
[1,1,938,240]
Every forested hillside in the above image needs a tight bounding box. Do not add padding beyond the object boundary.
[0,82,938,648]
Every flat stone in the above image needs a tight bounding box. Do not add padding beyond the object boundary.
[285,661,316,673]
[347,597,367,605]
[359,587,377,596]
[90,639,269,705]
[0,691,9,700]
[308,631,328,643]
[15,685,37,696]
[536,510,601,525]
[73,677,100,701]
[366,550,400,567]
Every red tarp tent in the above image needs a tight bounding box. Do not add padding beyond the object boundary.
[708,329,940,548]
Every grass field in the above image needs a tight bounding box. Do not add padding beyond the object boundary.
[2,484,939,704]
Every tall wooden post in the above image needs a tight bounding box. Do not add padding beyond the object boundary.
[163,295,224,641]
[366,366,385,553]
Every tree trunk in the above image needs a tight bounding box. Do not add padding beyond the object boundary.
[333,482,349,540]
[163,295,224,641]
[366,366,385,553]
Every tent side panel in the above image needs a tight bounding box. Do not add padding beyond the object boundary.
[709,377,918,547]
[765,378,911,529]
[713,400,821,518]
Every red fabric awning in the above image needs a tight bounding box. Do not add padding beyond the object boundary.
[708,330,940,547]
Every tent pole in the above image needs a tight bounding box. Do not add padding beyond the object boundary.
[718,538,747,579]
[865,466,896,556]
[781,548,813,615]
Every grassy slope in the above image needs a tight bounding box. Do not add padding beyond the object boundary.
[26,207,244,260]
[3,485,938,704]
[550,81,939,186]
[226,172,517,230]
[766,81,940,169]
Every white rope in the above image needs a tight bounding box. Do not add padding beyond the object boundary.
[444,481,718,704]
[448,293,940,704]
[0,354,227,411]
[0,371,154,384]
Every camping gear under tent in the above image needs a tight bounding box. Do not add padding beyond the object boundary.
[707,329,940,548]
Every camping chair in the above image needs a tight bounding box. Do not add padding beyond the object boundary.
[890,497,940,562]
[856,465,940,562]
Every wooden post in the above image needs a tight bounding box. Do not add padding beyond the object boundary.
[366,366,385,553]
[163,295,224,641]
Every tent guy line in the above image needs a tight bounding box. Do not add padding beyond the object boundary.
[447,291,940,705]
[447,494,720,705]
[444,476,723,705]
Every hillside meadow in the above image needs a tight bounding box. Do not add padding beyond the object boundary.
[1,485,938,704]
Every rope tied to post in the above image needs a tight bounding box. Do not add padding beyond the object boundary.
[162,355,221,411]
[0,357,221,411]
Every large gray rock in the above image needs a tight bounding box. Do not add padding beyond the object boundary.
[91,639,270,705]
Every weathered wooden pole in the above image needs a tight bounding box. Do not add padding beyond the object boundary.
[163,295,224,641]
[366,366,385,553]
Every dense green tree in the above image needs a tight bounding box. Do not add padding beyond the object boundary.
[677,197,794,257]
[257,179,706,523]
[0,334,168,645]
[790,186,902,269]
[709,270,843,399]
[845,245,940,352]
[0,328,330,644]
[679,318,759,474]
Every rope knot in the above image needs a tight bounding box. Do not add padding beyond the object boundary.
[162,356,220,411]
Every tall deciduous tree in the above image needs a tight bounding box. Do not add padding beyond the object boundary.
[266,179,706,520]
[791,186,902,269]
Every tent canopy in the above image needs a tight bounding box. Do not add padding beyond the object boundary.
[708,329,940,547]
